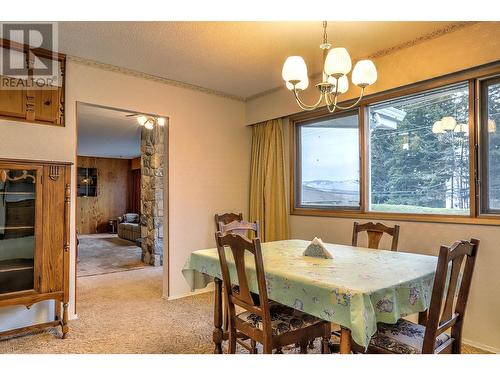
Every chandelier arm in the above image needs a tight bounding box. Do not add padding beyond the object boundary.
[292,89,324,111]
[323,78,341,113]
[328,87,366,110]
[324,91,338,113]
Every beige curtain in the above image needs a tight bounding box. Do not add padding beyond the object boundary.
[249,118,289,242]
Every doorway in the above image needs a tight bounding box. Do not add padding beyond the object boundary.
[75,103,168,279]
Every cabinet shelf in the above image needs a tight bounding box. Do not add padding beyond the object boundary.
[0,259,34,273]
[0,226,34,230]
[0,192,35,195]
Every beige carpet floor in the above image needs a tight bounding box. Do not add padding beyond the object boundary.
[77,234,147,277]
[0,267,490,354]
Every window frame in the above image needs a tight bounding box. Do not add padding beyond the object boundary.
[290,61,500,226]
[294,109,362,211]
[478,75,500,216]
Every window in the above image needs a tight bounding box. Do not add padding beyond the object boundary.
[368,84,470,215]
[77,167,98,197]
[291,64,500,224]
[296,111,360,209]
[480,77,500,214]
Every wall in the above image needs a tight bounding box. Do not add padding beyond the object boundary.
[246,22,500,125]
[77,156,130,234]
[0,58,250,332]
[245,22,500,352]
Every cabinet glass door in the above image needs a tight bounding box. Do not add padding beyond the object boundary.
[0,168,37,294]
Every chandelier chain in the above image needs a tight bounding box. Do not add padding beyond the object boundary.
[323,21,328,45]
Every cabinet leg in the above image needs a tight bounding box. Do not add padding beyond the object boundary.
[61,303,69,339]
[55,301,61,321]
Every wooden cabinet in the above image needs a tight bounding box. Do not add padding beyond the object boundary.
[33,87,63,124]
[0,87,26,119]
[0,76,64,126]
[0,159,71,339]
[0,39,65,126]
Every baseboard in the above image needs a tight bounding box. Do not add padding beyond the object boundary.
[463,338,500,353]
[165,285,214,301]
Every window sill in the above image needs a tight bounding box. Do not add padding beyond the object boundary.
[291,207,500,226]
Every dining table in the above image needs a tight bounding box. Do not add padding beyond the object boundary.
[182,239,438,354]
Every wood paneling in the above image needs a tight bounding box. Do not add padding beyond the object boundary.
[130,157,141,170]
[77,157,130,234]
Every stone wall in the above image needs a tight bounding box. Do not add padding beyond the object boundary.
[140,125,165,266]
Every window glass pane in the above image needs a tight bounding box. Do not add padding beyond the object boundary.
[368,83,470,215]
[0,169,36,294]
[485,81,500,210]
[298,112,360,208]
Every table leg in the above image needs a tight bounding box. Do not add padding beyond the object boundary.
[339,326,352,354]
[212,277,223,354]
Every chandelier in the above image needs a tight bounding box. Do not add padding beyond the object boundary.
[432,117,496,134]
[432,117,468,134]
[282,21,378,113]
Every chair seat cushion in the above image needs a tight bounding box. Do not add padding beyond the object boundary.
[370,319,451,354]
[123,213,140,223]
[237,302,322,336]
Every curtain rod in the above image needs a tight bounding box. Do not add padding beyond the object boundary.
[246,115,286,127]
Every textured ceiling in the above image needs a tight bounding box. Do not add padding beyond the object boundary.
[77,104,141,159]
[59,21,463,99]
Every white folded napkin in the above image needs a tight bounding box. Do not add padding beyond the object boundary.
[303,237,333,259]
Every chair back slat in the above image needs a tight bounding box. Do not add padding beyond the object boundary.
[422,239,479,353]
[215,212,243,231]
[215,232,270,324]
[440,251,466,324]
[367,230,384,249]
[220,220,260,238]
[352,222,400,251]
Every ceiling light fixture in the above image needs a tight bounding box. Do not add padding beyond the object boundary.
[432,116,468,134]
[488,119,497,133]
[135,115,166,129]
[432,117,496,134]
[282,21,377,113]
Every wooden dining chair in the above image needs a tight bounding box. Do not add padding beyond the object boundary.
[215,231,331,354]
[220,219,260,238]
[351,238,480,354]
[214,213,261,351]
[215,212,243,231]
[352,221,400,251]
[329,221,403,352]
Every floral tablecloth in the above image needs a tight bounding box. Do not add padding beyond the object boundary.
[182,239,438,348]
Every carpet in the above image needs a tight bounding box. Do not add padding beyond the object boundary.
[0,268,490,354]
[77,234,147,277]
